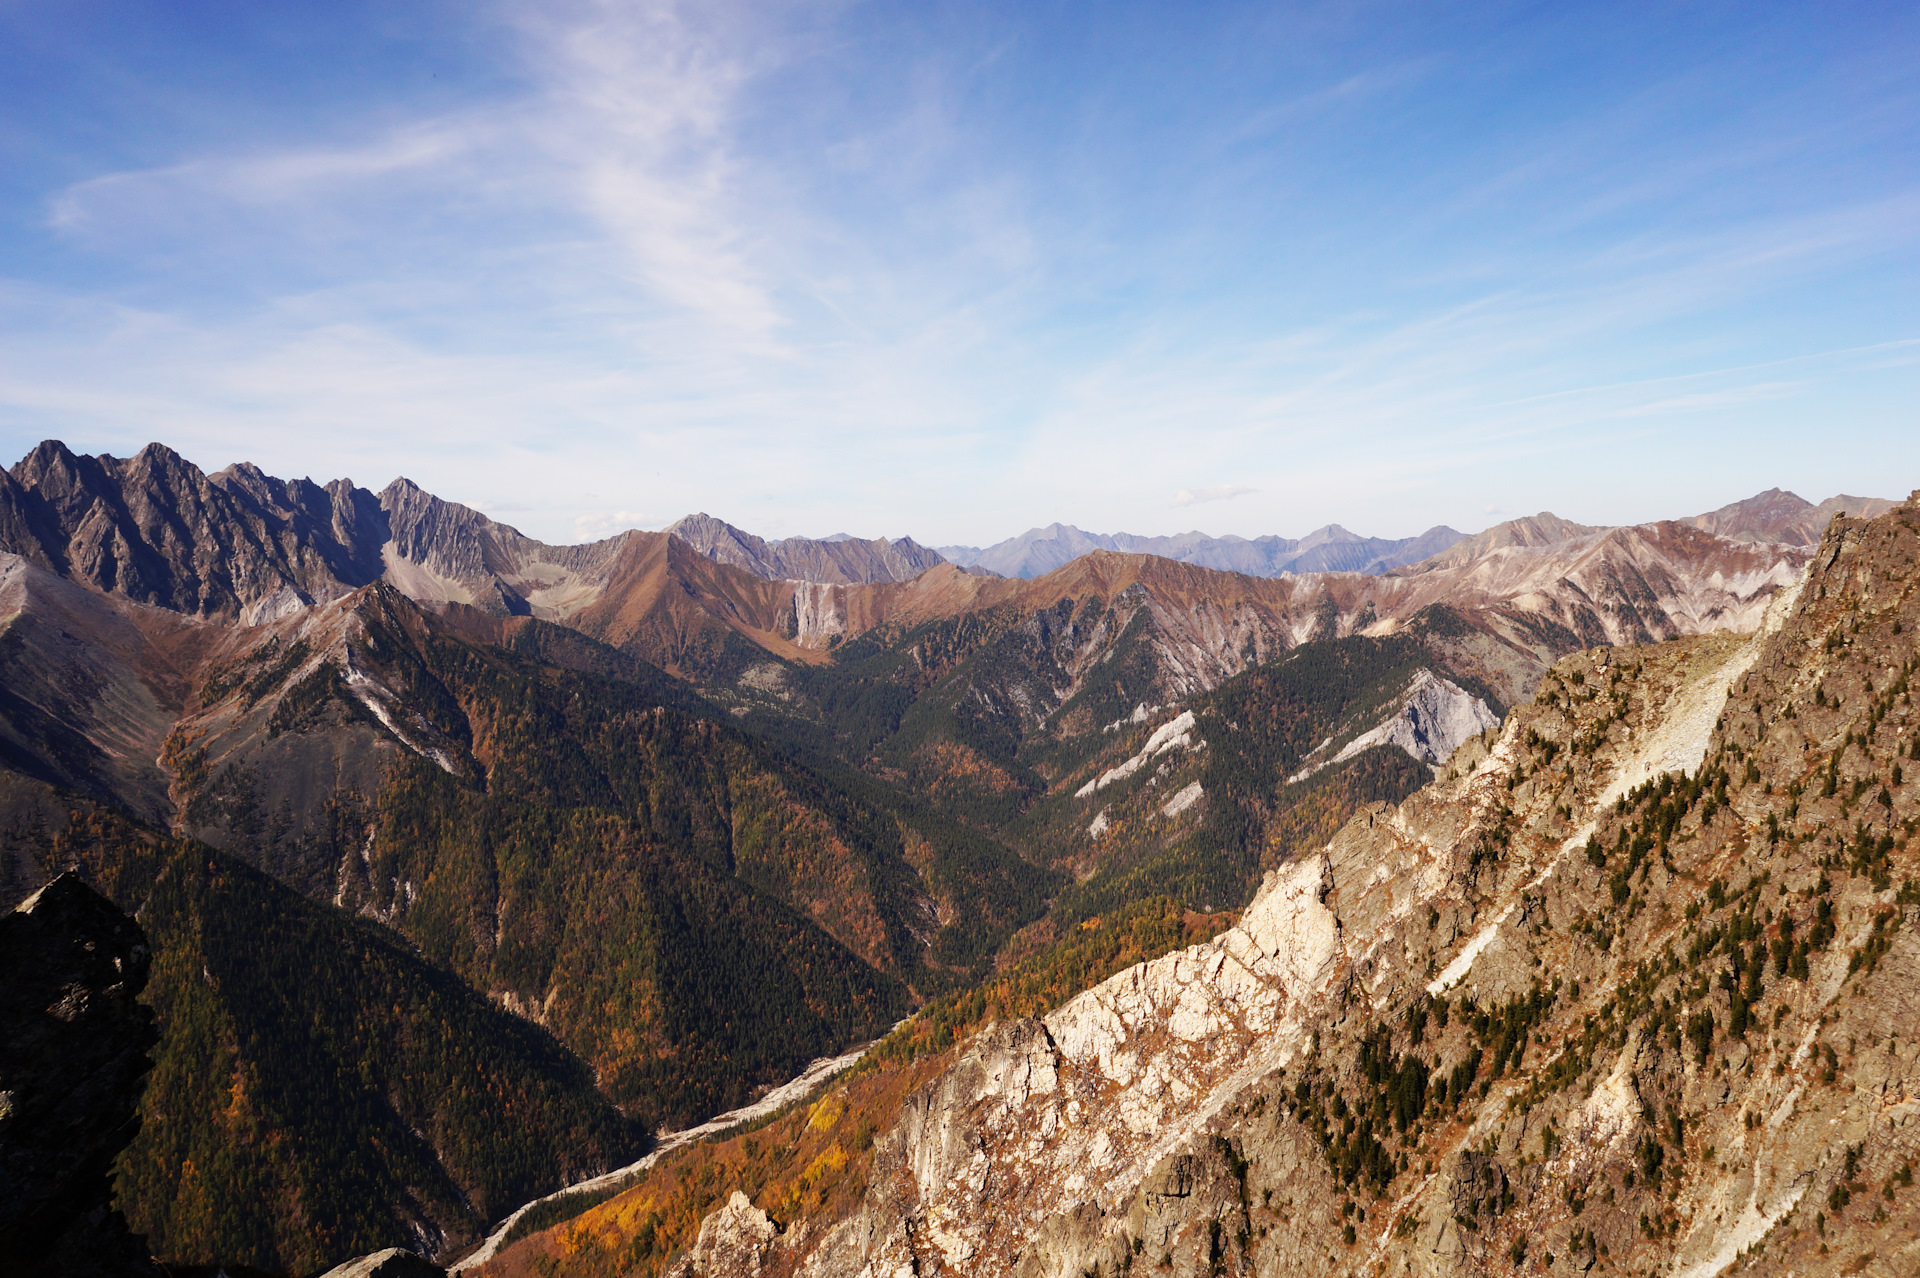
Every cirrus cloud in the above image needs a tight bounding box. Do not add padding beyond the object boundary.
[1173,484,1257,507]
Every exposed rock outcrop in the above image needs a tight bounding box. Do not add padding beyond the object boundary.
[377,479,634,618]
[671,1191,779,1277]
[316,1247,447,1278]
[789,851,1346,1275]
[0,440,387,617]
[1287,668,1501,782]
[0,873,158,1277]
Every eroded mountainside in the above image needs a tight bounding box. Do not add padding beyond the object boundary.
[488,492,1920,1278]
[136,582,1037,1123]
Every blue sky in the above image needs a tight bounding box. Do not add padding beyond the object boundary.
[0,0,1915,546]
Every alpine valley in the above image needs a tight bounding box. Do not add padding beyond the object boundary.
[1,440,1915,1278]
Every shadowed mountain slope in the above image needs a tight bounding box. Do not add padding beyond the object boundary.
[0,873,160,1278]
[162,583,1051,1115]
[0,780,643,1275]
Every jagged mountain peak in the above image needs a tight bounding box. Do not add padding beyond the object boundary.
[664,511,731,535]
[0,439,391,617]
[378,474,426,498]
[378,475,503,557]
[1291,521,1358,549]
[664,511,775,571]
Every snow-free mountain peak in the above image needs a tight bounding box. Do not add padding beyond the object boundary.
[937,521,1467,579]
[663,511,947,584]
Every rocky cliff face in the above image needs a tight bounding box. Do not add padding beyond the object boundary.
[0,441,387,620]
[645,492,1920,1278]
[0,873,159,1277]
[0,442,646,625]
[1286,668,1502,783]
[376,479,634,619]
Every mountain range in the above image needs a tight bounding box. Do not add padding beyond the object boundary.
[0,437,1909,1277]
[933,486,1893,581]
[663,513,950,585]
[481,491,1920,1278]
[936,521,1469,579]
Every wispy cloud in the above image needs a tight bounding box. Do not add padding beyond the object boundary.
[575,509,659,540]
[521,0,788,340]
[1621,382,1802,416]
[47,118,491,233]
[2,1,1917,545]
[1173,484,1256,507]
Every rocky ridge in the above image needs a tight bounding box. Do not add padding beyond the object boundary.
[0,442,1852,735]
[936,522,1467,580]
[1682,489,1898,547]
[665,514,949,586]
[585,491,1920,1278]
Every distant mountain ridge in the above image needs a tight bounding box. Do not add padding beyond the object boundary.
[936,521,1466,579]
[0,443,1895,707]
[1680,486,1897,544]
[934,487,1895,583]
[663,512,947,585]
